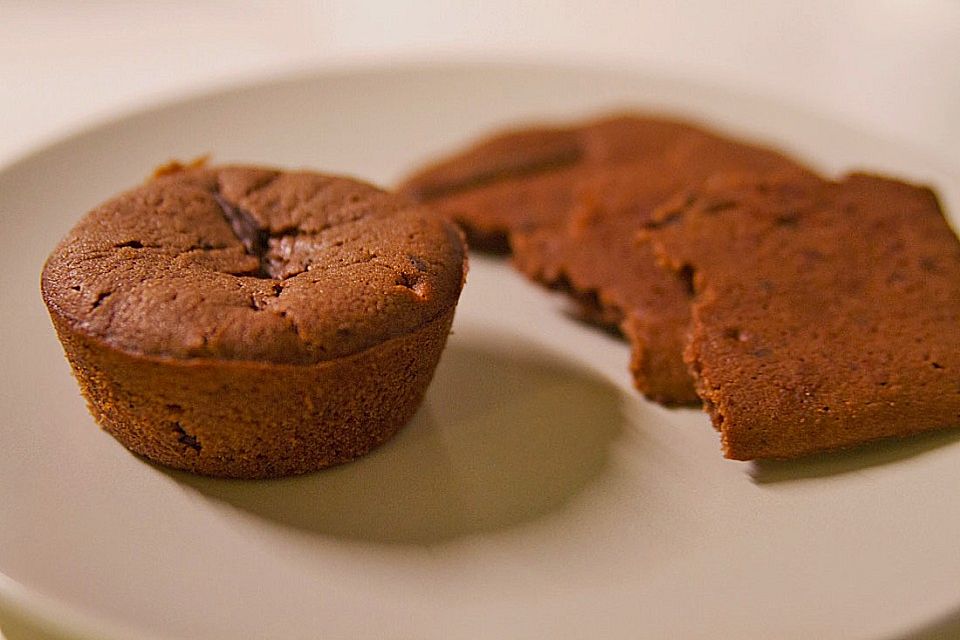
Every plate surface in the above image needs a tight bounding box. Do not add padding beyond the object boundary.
[1,62,959,640]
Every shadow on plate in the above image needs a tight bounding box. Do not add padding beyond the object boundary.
[889,604,960,640]
[169,338,626,546]
[749,428,960,484]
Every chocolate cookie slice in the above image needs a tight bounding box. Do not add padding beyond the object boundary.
[41,165,467,478]
[512,135,815,405]
[643,172,960,459]
[398,114,706,251]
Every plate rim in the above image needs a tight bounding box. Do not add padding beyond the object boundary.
[3,53,958,180]
[3,57,959,640]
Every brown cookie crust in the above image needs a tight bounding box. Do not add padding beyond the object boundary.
[643,172,960,459]
[512,135,814,405]
[397,114,704,250]
[42,166,467,477]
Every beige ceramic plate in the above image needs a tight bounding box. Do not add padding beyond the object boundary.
[1,61,959,640]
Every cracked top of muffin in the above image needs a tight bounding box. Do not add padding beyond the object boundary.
[41,165,468,364]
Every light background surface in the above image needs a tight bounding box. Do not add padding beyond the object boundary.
[1,0,959,170]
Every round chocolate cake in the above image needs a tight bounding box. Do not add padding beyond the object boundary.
[41,164,468,478]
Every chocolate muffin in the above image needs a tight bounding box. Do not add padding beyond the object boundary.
[642,172,960,459]
[41,165,468,478]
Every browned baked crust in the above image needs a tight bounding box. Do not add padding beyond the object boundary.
[511,136,815,405]
[41,165,467,478]
[642,172,960,459]
[397,114,704,251]
[400,113,816,405]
